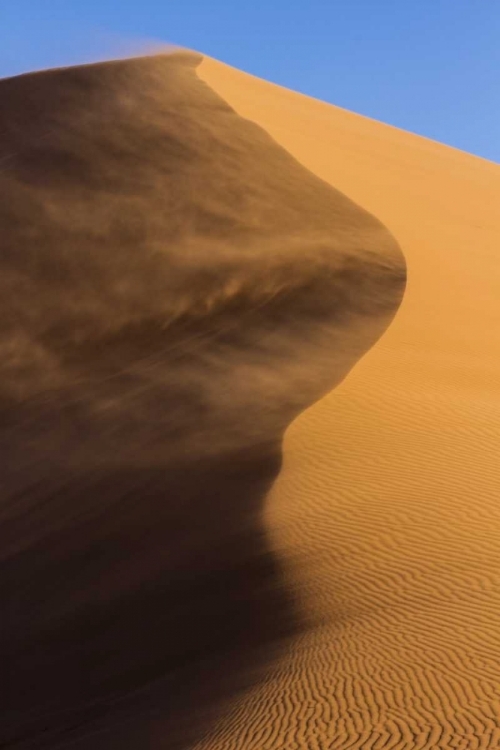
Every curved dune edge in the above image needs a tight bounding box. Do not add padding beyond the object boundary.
[1,51,404,748]
[196,57,500,748]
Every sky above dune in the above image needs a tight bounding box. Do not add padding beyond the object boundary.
[1,0,499,163]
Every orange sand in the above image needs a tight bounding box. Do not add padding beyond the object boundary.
[2,50,499,749]
[196,56,500,749]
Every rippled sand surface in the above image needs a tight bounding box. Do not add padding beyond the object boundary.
[194,57,500,750]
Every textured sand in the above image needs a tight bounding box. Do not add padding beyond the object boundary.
[1,53,404,748]
[194,58,500,749]
[3,49,498,749]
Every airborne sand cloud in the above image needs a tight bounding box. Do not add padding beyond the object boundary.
[1,52,404,748]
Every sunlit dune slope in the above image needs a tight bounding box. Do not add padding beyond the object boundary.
[0,52,403,748]
[196,57,500,749]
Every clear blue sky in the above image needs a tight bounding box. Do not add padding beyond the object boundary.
[1,1,499,163]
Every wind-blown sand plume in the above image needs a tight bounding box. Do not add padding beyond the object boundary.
[0,52,404,747]
[195,58,500,749]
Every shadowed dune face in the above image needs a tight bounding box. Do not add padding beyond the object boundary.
[0,52,405,747]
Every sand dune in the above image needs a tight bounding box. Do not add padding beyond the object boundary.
[194,58,500,749]
[1,53,404,748]
[2,48,499,749]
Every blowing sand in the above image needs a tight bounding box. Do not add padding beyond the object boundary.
[1,52,403,748]
[195,58,500,749]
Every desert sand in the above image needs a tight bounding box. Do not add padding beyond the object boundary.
[1,49,499,749]
[194,58,500,749]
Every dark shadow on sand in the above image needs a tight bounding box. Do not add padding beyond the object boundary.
[3,445,294,749]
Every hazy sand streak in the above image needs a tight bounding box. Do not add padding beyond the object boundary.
[1,53,404,748]
[195,57,500,749]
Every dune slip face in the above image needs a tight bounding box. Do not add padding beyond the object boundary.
[195,57,500,750]
[0,52,405,748]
